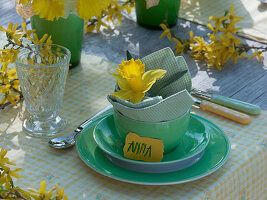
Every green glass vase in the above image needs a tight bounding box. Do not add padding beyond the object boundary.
[135,0,180,29]
[30,14,84,68]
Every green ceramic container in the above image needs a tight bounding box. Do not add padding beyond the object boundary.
[135,0,181,29]
[30,14,84,68]
[113,109,190,153]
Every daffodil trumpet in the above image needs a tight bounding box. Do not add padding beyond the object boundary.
[110,58,166,104]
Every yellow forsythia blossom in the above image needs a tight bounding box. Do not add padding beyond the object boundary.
[0,148,68,199]
[0,22,53,107]
[159,5,265,70]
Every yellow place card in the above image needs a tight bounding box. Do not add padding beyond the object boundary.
[123,132,164,162]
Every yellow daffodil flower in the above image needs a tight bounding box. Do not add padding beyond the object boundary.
[173,38,185,55]
[110,59,166,103]
[33,0,65,21]
[77,0,111,20]
[159,24,172,41]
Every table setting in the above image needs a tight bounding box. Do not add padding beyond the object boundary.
[0,0,266,199]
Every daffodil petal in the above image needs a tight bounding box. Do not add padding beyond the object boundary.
[142,69,166,92]
[142,69,166,83]
[110,90,133,101]
[130,92,145,104]
[110,73,130,90]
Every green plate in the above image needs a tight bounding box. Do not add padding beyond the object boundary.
[76,113,230,185]
[93,115,210,173]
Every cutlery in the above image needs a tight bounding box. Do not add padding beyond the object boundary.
[194,99,251,125]
[191,89,261,115]
[48,105,113,149]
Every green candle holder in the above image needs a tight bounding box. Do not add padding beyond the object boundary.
[30,14,84,68]
[135,0,180,29]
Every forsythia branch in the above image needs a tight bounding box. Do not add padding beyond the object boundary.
[159,5,266,70]
[0,22,52,109]
[0,148,68,200]
[85,0,135,33]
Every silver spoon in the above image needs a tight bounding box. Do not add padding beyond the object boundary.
[48,105,113,149]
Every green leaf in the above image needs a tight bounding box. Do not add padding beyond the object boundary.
[0,185,8,192]
[126,50,133,61]
[149,70,188,96]
[10,180,14,188]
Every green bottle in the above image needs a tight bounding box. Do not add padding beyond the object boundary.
[135,0,181,29]
[31,14,84,68]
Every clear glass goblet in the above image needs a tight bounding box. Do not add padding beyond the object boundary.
[15,44,70,137]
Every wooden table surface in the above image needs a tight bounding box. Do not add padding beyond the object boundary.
[1,0,267,110]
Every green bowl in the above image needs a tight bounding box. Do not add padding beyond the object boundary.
[113,108,191,153]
